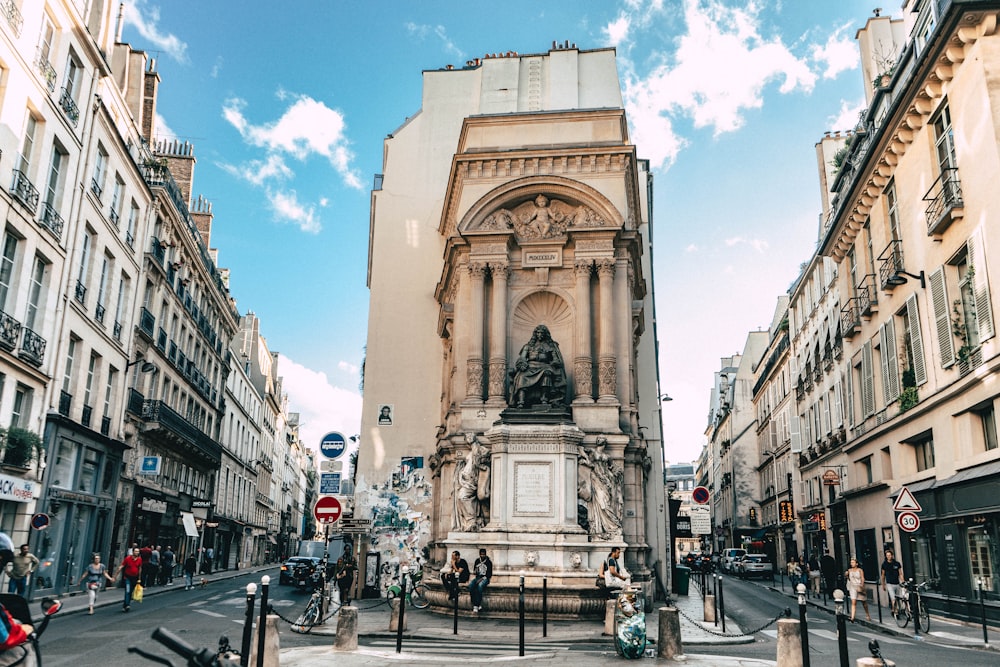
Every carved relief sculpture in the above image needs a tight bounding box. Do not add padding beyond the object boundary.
[478,195,606,240]
[507,325,568,408]
[453,433,492,531]
[577,438,624,538]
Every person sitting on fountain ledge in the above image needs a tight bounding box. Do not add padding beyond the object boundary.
[469,548,493,613]
[441,550,469,602]
[604,546,631,590]
[507,325,567,409]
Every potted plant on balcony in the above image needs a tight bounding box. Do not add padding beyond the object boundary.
[952,294,978,373]
[898,368,919,413]
[1,427,41,468]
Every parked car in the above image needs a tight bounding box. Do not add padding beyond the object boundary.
[736,554,772,579]
[721,548,747,573]
[279,556,321,585]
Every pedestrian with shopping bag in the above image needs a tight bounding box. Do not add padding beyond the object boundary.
[74,553,114,614]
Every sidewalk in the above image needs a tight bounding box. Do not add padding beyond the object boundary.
[748,572,999,652]
[282,588,772,666]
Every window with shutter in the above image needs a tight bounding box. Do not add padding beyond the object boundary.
[905,294,927,385]
[929,267,955,367]
[862,342,875,417]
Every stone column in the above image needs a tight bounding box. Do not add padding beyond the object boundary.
[596,259,617,402]
[487,263,509,404]
[465,262,487,403]
[573,260,593,402]
[615,257,632,406]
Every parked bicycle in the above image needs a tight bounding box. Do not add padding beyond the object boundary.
[893,578,931,632]
[386,567,429,609]
[291,583,327,633]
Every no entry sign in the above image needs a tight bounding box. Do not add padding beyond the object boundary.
[314,496,343,525]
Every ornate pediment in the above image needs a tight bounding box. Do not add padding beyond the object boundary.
[476,195,607,241]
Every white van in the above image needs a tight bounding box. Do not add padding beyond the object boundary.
[722,548,747,573]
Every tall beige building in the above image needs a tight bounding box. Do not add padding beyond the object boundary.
[358,44,668,612]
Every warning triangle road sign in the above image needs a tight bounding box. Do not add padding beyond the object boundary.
[893,486,922,512]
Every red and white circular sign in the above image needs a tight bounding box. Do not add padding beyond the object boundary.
[897,511,920,533]
[314,496,343,525]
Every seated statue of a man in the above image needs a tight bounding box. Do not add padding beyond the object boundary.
[507,325,568,408]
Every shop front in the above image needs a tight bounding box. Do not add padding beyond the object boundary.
[900,463,1000,624]
[130,487,181,551]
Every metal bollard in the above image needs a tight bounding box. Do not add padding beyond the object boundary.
[713,574,719,627]
[240,582,257,667]
[518,572,526,657]
[874,580,882,624]
[542,576,548,638]
[453,572,459,635]
[718,575,726,633]
[982,584,993,647]
[834,589,848,667]
[796,583,810,667]
[256,575,270,667]
[396,566,408,653]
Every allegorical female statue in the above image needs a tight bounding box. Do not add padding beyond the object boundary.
[453,433,491,531]
[577,438,624,538]
[507,325,568,408]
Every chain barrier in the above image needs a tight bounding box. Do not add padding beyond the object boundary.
[267,595,392,633]
[669,597,790,638]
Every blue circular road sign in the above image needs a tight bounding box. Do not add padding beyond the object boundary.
[320,432,347,459]
[31,513,50,530]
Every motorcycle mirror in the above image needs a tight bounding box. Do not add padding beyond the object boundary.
[41,598,62,616]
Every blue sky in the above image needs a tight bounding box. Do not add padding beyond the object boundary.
[120,0,882,462]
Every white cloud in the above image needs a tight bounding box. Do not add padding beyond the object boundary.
[220,154,293,186]
[222,95,362,190]
[685,244,698,253]
[125,1,188,63]
[268,190,320,234]
[604,15,631,47]
[724,236,769,253]
[278,354,362,455]
[154,113,178,142]
[338,360,359,376]
[620,0,820,170]
[828,98,866,133]
[811,24,859,79]
[405,22,464,60]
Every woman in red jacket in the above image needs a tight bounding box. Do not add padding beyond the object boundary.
[114,547,143,612]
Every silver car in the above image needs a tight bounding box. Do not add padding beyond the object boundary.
[736,554,772,579]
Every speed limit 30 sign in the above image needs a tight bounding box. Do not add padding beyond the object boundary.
[897,511,920,533]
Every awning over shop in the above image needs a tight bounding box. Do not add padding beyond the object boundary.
[181,512,199,538]
[267,535,278,545]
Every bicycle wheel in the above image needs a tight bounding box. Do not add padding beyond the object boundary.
[917,599,929,632]
[894,602,909,628]
[294,597,321,633]
[410,584,429,609]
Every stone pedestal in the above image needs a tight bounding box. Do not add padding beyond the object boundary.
[333,606,358,651]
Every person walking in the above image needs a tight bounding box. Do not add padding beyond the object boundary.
[75,553,113,614]
[846,557,871,621]
[146,545,160,587]
[7,544,39,597]
[336,548,357,606]
[183,553,198,590]
[881,549,904,614]
[114,547,143,612]
[160,545,175,585]
[808,553,822,598]
[820,550,838,595]
[469,548,493,613]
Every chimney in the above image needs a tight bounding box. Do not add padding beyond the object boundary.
[115,2,125,42]
[142,58,160,141]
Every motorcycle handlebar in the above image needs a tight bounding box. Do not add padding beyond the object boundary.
[152,627,196,660]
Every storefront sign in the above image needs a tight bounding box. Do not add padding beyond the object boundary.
[0,474,35,503]
[139,456,161,475]
[822,469,841,486]
[141,497,167,513]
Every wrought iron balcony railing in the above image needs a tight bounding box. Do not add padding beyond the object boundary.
[19,326,45,366]
[878,240,904,290]
[924,167,964,236]
[81,404,93,428]
[841,299,861,338]
[10,170,39,214]
[38,201,64,240]
[137,397,222,465]
[34,51,56,92]
[95,303,106,324]
[0,309,21,351]
[139,307,155,337]
[74,280,87,305]
[151,237,166,266]
[1,0,24,36]
[100,416,111,436]
[58,87,80,127]
[113,320,122,341]
[90,177,102,200]
[109,207,120,227]
[855,273,877,317]
[126,230,134,248]
[58,390,72,416]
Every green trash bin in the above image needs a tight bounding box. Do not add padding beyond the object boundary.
[674,565,691,596]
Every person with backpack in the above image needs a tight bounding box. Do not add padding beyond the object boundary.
[75,553,114,614]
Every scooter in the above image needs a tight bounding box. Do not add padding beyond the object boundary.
[0,595,62,667]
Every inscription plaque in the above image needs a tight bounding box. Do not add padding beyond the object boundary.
[514,461,552,515]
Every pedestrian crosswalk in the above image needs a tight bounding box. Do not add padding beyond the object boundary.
[362,637,609,658]
[758,628,907,645]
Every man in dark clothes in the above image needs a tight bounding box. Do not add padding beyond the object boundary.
[820,549,838,595]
